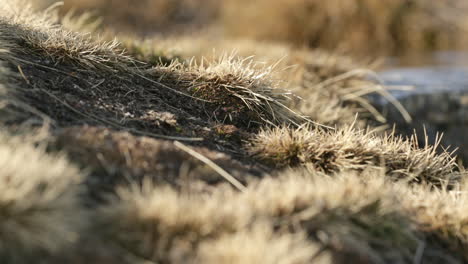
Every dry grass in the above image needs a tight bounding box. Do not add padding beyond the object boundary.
[0,131,85,262]
[26,4,398,127]
[119,36,390,126]
[98,182,248,263]
[0,1,134,72]
[2,1,468,263]
[1,1,308,131]
[250,125,458,185]
[98,170,468,263]
[395,181,468,259]
[196,223,320,264]
[157,53,307,127]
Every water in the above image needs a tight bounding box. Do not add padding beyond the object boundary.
[374,51,468,162]
[376,51,468,104]
[378,66,468,102]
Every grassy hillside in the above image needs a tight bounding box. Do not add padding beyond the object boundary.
[0,0,467,263]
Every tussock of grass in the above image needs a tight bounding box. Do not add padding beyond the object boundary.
[196,223,320,264]
[250,126,458,184]
[98,183,249,263]
[242,170,422,263]
[0,131,85,262]
[0,0,134,71]
[155,53,307,127]
[289,51,388,126]
[397,182,468,259]
[129,37,391,126]
[100,170,468,263]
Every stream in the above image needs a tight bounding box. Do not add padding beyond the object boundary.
[372,52,468,162]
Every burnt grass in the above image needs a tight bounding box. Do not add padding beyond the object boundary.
[4,41,270,199]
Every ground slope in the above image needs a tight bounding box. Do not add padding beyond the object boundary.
[0,1,467,264]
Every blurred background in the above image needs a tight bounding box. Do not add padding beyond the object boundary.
[35,0,468,62]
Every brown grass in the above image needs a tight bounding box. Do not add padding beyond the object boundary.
[28,3,402,127]
[397,182,468,260]
[0,131,86,262]
[2,1,468,263]
[0,1,134,71]
[98,170,468,263]
[196,223,320,264]
[157,54,308,127]
[0,0,307,143]
[249,125,459,185]
[115,36,391,126]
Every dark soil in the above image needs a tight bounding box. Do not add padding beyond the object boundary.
[3,39,270,199]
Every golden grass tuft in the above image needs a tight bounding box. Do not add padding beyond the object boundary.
[124,36,392,126]
[98,183,249,263]
[0,0,135,71]
[155,53,308,127]
[249,126,458,184]
[100,170,466,263]
[196,223,321,264]
[0,131,86,262]
[396,182,468,259]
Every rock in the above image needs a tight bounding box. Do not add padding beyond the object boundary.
[370,67,468,163]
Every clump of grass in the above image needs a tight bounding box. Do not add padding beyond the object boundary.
[249,125,458,185]
[0,0,135,71]
[288,51,400,126]
[196,223,319,264]
[136,37,395,126]
[0,131,86,262]
[20,2,389,129]
[396,181,468,259]
[97,182,249,263]
[155,53,308,127]
[243,170,423,263]
[101,170,465,263]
